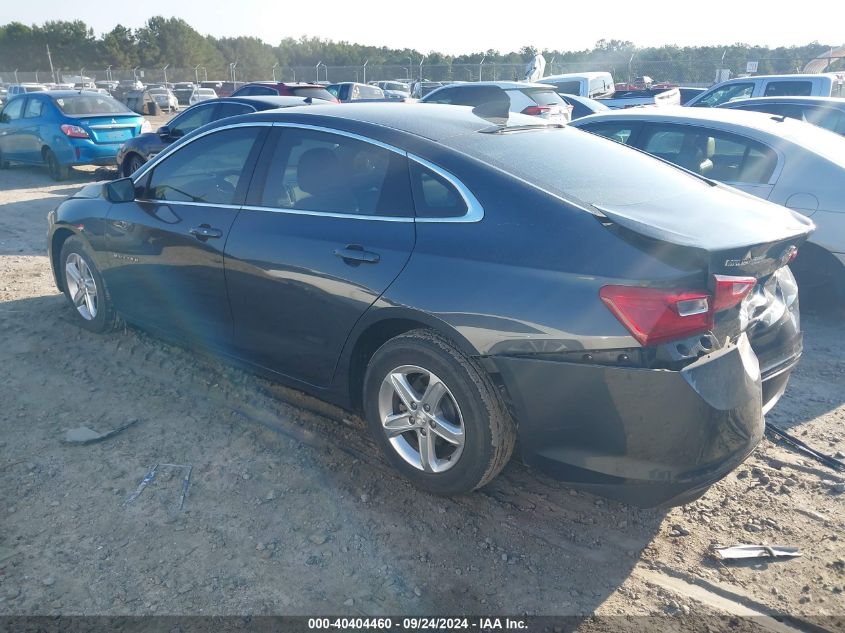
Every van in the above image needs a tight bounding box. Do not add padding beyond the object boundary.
[538,72,615,99]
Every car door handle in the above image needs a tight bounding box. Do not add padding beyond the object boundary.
[333,244,380,264]
[189,225,223,240]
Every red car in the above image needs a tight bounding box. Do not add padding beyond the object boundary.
[230,82,339,103]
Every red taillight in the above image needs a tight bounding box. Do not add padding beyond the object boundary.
[60,124,89,139]
[600,286,712,347]
[521,105,550,116]
[601,275,758,347]
[712,275,756,312]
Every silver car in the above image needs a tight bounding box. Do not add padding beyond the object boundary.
[570,107,845,307]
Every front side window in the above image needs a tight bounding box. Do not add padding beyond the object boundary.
[0,98,24,122]
[170,104,216,136]
[146,127,261,205]
[763,81,813,97]
[257,128,412,217]
[24,98,43,118]
[694,82,754,107]
[409,162,467,218]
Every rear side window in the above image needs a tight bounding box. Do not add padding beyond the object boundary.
[146,127,261,205]
[763,81,813,97]
[0,98,24,122]
[24,98,43,118]
[239,86,276,96]
[803,107,845,135]
[256,128,413,217]
[409,162,467,218]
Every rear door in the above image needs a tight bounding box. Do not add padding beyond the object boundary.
[0,97,26,161]
[19,96,46,162]
[104,124,268,346]
[224,125,415,387]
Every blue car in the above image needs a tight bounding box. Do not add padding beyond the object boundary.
[0,90,149,180]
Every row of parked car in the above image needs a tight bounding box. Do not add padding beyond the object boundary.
[2,72,844,311]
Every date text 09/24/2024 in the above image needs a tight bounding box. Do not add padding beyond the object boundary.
[307,618,528,630]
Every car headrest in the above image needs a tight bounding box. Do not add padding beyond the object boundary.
[297,148,342,194]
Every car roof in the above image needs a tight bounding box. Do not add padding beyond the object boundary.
[719,96,845,108]
[541,72,611,81]
[224,102,541,142]
[438,81,555,90]
[28,90,108,97]
[715,73,841,82]
[241,81,323,88]
[573,105,845,167]
[215,95,314,107]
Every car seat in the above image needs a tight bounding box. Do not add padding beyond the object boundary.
[295,148,358,213]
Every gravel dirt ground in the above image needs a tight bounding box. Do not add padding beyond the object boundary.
[0,131,843,632]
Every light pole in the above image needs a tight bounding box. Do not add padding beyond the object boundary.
[202,67,208,82]
[80,68,85,85]
[162,64,169,86]
[133,66,140,83]
[315,60,322,82]
[362,59,369,84]
[272,62,279,81]
[106,65,112,82]
[419,55,426,81]
[479,56,486,82]
[35,70,39,82]
[230,62,238,83]
[14,69,18,83]
[194,64,201,85]
[548,56,555,76]
[407,57,412,80]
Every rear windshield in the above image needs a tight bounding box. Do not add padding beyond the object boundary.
[448,126,709,207]
[198,89,216,96]
[291,87,337,101]
[25,85,46,93]
[548,80,581,95]
[52,95,132,116]
[521,88,565,106]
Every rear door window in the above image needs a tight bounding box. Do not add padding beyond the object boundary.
[763,81,813,97]
[146,127,262,205]
[24,98,43,118]
[255,128,413,217]
[639,124,777,184]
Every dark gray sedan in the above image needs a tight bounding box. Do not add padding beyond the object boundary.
[48,104,812,506]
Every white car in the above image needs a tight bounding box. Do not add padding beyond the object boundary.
[7,83,48,97]
[190,88,218,105]
[149,88,179,112]
[420,81,573,123]
[570,107,845,307]
[538,72,615,99]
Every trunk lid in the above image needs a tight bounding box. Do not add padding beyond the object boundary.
[73,114,141,144]
[594,184,814,279]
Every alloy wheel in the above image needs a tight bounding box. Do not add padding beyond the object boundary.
[64,253,98,320]
[377,365,465,473]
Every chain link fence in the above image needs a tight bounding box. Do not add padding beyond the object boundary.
[1,57,839,88]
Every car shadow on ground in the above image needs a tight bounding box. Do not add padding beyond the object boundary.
[1,292,667,616]
[0,164,115,192]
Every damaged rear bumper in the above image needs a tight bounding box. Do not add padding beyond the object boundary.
[492,334,766,507]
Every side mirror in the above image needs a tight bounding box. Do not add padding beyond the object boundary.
[105,177,136,203]
[157,125,170,138]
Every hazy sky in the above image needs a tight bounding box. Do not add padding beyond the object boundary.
[5,0,842,54]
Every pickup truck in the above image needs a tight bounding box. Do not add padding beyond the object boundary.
[686,73,845,107]
[539,72,680,108]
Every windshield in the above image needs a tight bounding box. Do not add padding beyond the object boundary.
[52,95,133,116]
[448,125,708,207]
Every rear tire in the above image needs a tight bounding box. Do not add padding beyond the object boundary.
[363,329,516,495]
[45,149,69,181]
[59,236,118,333]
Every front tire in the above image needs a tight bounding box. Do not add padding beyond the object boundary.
[60,236,118,333]
[363,330,516,495]
[45,149,69,181]
[123,153,145,177]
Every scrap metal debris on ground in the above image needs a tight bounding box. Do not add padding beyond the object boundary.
[122,463,193,511]
[712,545,803,561]
[63,418,141,445]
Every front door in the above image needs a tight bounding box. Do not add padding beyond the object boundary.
[103,124,267,347]
[224,125,416,387]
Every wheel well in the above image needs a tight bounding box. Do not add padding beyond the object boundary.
[41,145,51,160]
[347,318,435,413]
[792,242,845,305]
[50,228,75,291]
[122,152,141,176]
